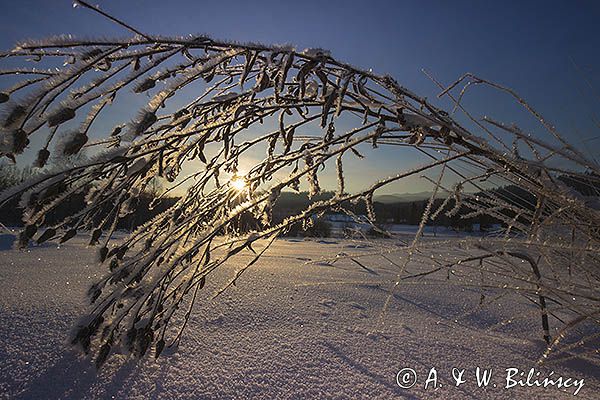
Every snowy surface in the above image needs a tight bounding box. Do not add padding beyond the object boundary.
[0,234,598,399]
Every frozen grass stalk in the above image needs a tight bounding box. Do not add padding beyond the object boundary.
[0,2,598,368]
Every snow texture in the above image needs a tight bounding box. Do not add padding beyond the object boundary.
[1,234,598,399]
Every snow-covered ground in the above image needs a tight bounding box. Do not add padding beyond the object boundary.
[0,233,598,399]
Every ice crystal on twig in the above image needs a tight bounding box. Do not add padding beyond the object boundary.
[0,15,599,368]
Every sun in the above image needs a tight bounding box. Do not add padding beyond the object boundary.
[230,176,247,192]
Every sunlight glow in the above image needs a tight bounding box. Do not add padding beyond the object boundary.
[230,176,247,192]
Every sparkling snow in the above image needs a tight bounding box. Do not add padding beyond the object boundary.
[0,234,598,399]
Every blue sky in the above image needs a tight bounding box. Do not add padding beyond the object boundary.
[1,0,599,194]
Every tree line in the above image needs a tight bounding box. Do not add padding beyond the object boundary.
[1,163,598,236]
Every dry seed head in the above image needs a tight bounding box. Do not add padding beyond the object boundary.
[133,111,157,136]
[2,104,27,128]
[34,148,50,168]
[47,107,76,127]
[59,131,88,156]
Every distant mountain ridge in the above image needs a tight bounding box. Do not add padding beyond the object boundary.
[373,192,449,203]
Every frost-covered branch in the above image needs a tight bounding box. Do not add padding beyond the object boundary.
[0,19,599,368]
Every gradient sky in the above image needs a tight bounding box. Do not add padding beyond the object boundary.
[1,0,599,194]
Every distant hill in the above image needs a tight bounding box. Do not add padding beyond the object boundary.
[272,191,450,206]
[273,191,447,206]
[374,192,449,204]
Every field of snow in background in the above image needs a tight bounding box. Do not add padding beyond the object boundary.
[0,232,598,399]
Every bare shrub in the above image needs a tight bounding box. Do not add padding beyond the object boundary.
[0,1,598,367]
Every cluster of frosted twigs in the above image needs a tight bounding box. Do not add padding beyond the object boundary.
[0,32,598,367]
